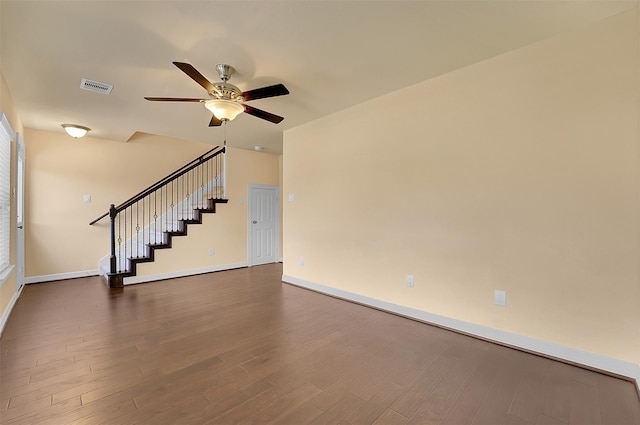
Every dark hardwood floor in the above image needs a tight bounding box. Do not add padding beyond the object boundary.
[1,264,638,424]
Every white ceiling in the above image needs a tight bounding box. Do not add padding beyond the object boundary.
[1,1,635,154]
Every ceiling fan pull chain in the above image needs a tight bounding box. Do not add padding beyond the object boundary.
[223,120,227,147]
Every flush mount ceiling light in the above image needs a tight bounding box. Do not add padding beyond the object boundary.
[61,124,90,138]
[204,99,245,122]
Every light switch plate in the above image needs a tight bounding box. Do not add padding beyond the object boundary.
[494,290,507,307]
[83,194,91,203]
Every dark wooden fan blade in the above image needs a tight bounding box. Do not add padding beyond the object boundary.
[242,84,289,101]
[173,62,215,93]
[144,97,205,102]
[243,105,284,124]
[209,115,222,127]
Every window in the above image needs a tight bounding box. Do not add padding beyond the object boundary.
[0,113,14,278]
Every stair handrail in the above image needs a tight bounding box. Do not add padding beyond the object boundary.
[89,146,225,225]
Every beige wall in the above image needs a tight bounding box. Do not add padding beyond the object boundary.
[283,10,639,367]
[24,129,279,278]
[0,71,24,326]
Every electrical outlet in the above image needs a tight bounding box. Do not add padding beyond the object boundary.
[208,248,215,256]
[406,275,414,288]
[299,256,305,266]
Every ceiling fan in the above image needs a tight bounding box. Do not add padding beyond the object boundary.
[145,62,289,127]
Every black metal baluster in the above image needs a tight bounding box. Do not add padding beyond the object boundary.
[187,168,198,215]
[153,191,157,244]
[206,157,209,204]
[201,161,205,209]
[142,195,151,247]
[172,178,175,230]
[215,154,219,199]
[205,157,209,200]
[166,184,168,233]
[121,208,128,272]
[185,170,188,219]
[186,170,190,219]
[117,212,122,273]
[141,200,144,254]
[159,190,161,242]
[135,201,139,258]
[149,195,151,245]
[129,206,132,261]
[201,162,205,208]
[128,206,131,263]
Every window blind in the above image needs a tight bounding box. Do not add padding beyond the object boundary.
[0,114,13,274]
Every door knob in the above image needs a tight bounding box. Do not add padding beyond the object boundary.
[17,225,23,229]
[252,220,257,224]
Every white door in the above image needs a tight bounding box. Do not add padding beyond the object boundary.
[248,184,279,266]
[15,133,25,292]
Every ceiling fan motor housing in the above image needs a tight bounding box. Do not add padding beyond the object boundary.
[212,64,243,101]
[212,81,243,101]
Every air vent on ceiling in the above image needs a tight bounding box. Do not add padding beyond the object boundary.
[80,78,113,95]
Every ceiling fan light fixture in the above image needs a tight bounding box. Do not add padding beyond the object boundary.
[204,99,244,121]
[61,124,90,138]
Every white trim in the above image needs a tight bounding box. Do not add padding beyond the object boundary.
[634,365,640,394]
[0,114,14,141]
[0,281,23,337]
[25,269,100,284]
[0,264,14,289]
[123,262,247,285]
[0,114,14,279]
[15,132,25,293]
[283,274,640,389]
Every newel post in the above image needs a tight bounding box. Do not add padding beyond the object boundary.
[108,204,123,288]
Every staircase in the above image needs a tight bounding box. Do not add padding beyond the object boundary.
[91,146,227,288]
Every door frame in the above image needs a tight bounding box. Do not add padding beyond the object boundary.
[15,132,25,293]
[247,184,280,267]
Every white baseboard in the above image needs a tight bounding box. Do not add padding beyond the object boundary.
[25,269,100,284]
[123,262,248,285]
[634,366,640,394]
[283,274,640,392]
[0,283,24,337]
